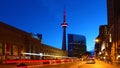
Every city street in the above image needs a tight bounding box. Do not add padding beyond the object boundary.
[0,60,120,68]
[38,60,120,68]
[0,0,120,68]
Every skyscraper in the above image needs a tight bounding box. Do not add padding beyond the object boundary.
[61,9,68,50]
[68,34,86,57]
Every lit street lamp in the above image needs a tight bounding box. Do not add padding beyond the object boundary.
[95,39,99,43]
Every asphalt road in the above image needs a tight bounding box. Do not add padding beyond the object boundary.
[38,60,120,68]
[0,60,120,68]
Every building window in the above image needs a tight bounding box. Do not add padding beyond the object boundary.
[0,43,2,55]
[109,33,112,43]
[21,45,25,56]
[13,45,18,56]
[5,43,11,55]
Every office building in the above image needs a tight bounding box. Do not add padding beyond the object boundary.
[68,34,86,58]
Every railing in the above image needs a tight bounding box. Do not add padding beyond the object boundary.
[3,58,79,64]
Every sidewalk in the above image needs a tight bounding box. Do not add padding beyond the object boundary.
[96,60,120,68]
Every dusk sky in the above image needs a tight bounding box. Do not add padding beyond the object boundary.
[0,0,107,51]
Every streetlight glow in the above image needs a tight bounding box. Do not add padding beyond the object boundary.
[95,39,99,43]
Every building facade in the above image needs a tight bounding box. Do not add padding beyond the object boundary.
[107,0,120,61]
[68,34,86,58]
[95,25,108,60]
[95,0,120,61]
[0,22,67,62]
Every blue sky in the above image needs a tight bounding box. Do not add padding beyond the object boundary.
[0,0,107,51]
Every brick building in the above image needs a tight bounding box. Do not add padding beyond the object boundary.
[107,0,120,61]
[0,22,67,61]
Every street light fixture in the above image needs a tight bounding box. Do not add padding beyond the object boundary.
[95,39,99,43]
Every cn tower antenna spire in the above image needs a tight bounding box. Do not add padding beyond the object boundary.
[63,7,66,22]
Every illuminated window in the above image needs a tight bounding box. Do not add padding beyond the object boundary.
[13,45,18,56]
[109,33,112,42]
[5,43,11,55]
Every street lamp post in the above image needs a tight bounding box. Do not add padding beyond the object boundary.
[95,38,100,59]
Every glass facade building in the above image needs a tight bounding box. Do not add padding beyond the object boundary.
[68,34,86,58]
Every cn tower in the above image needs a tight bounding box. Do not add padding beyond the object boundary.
[61,9,68,50]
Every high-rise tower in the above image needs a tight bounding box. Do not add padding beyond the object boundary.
[61,9,68,50]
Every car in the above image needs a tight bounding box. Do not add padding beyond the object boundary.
[17,63,28,68]
[86,59,95,64]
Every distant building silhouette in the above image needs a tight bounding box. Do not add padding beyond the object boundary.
[68,34,86,58]
[30,33,42,41]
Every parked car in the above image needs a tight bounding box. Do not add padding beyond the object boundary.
[86,58,95,64]
[17,63,27,68]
